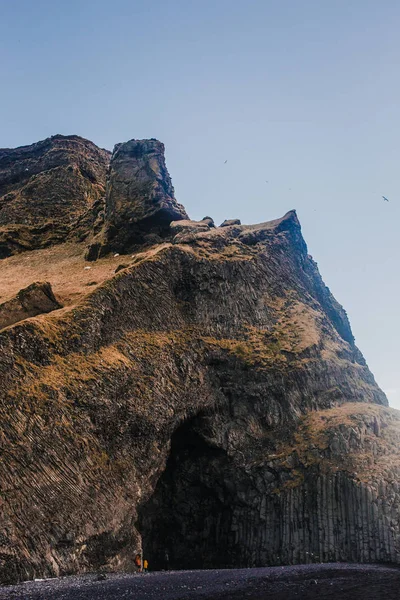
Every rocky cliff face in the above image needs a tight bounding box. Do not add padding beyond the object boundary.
[0,135,398,584]
[0,135,110,257]
[86,138,188,259]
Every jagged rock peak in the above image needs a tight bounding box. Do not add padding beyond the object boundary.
[101,138,188,253]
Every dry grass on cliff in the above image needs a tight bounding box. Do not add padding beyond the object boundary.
[0,243,126,306]
[0,242,176,310]
[6,329,192,415]
[201,333,286,368]
[200,302,322,369]
[281,403,400,484]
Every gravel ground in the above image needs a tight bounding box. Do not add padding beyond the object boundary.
[0,563,399,600]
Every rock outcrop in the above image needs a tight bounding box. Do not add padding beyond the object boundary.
[220,218,241,227]
[0,134,398,584]
[0,282,61,330]
[87,139,188,258]
[170,217,215,244]
[141,402,400,569]
[0,135,110,257]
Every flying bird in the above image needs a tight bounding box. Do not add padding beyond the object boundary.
[382,196,389,202]
[224,160,228,164]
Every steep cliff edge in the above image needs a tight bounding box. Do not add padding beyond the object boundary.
[0,136,397,584]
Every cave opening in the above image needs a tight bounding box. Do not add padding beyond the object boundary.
[138,415,239,570]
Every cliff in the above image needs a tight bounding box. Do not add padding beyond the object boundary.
[0,135,397,584]
[0,135,110,257]
[86,138,188,259]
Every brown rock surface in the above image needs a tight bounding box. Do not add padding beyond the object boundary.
[0,135,398,585]
[220,218,241,226]
[0,281,61,330]
[88,139,188,257]
[170,218,212,244]
[0,135,110,257]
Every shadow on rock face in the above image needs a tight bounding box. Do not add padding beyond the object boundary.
[138,413,242,571]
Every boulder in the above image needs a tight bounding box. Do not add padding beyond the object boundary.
[201,216,215,228]
[115,264,129,273]
[170,218,212,245]
[0,281,62,330]
[220,219,241,227]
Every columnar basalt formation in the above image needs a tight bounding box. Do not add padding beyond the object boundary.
[0,135,398,585]
[141,403,400,569]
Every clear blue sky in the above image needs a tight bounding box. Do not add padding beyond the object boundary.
[1,0,399,407]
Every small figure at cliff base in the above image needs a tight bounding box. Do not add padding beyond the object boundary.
[134,553,142,572]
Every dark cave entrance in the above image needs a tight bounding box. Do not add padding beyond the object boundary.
[138,416,238,570]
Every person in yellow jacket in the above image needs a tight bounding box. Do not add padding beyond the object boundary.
[143,559,149,573]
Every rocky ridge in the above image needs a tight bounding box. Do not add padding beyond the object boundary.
[0,134,398,584]
[0,135,110,257]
